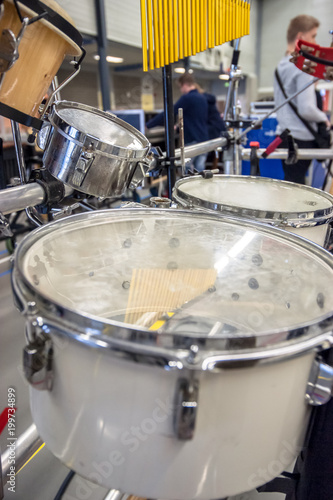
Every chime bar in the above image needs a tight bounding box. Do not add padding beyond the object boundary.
[168,0,174,63]
[164,0,170,65]
[146,0,154,69]
[140,0,148,71]
[152,0,160,68]
[178,0,184,58]
[174,0,179,61]
[187,0,192,57]
[192,0,197,55]
[140,0,251,70]
[158,0,164,66]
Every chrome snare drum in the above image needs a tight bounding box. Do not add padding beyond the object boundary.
[12,209,333,499]
[173,175,333,246]
[42,101,151,197]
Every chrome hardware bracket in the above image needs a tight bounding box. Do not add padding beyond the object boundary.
[306,358,333,406]
[23,319,53,391]
[174,378,199,440]
[0,211,13,237]
[39,63,82,120]
[72,151,95,187]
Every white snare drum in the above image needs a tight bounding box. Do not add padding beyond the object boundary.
[12,209,333,499]
[173,175,333,246]
[42,101,151,197]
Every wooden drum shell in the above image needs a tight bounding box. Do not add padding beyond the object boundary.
[0,1,80,117]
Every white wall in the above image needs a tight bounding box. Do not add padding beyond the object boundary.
[259,0,333,93]
[237,0,259,77]
[56,0,142,47]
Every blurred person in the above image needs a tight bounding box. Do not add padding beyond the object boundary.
[273,15,331,184]
[146,73,209,172]
[196,83,226,168]
[195,83,226,140]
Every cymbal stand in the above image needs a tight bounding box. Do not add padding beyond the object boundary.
[223,38,244,175]
[162,64,177,195]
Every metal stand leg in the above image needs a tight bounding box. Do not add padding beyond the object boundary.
[10,120,43,226]
[162,64,176,196]
[1,424,43,490]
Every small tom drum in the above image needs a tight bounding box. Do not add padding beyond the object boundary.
[173,175,333,247]
[42,101,151,198]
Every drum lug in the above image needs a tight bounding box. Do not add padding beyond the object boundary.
[174,378,199,440]
[23,321,53,391]
[72,149,95,187]
[305,358,333,406]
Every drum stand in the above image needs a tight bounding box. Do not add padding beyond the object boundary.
[161,64,177,195]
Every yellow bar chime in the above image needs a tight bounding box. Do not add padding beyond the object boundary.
[140,0,251,71]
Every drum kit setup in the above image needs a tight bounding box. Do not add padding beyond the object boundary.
[2,1,333,499]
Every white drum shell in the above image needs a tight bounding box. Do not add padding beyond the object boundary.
[286,224,329,247]
[172,176,333,247]
[30,329,314,500]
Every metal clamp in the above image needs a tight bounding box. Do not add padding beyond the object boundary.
[174,378,199,440]
[285,134,298,165]
[306,358,333,406]
[23,320,53,391]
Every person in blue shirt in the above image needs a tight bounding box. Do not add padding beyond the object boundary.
[146,73,209,172]
[195,84,226,169]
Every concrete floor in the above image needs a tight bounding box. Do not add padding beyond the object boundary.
[0,242,285,500]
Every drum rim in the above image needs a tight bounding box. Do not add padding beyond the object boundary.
[7,0,82,56]
[173,175,333,228]
[48,100,151,160]
[11,208,333,366]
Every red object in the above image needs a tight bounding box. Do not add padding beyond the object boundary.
[293,39,333,79]
[0,407,16,435]
[262,137,282,159]
[249,141,260,148]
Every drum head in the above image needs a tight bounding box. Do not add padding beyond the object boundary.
[14,209,333,353]
[173,175,333,227]
[51,101,150,157]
